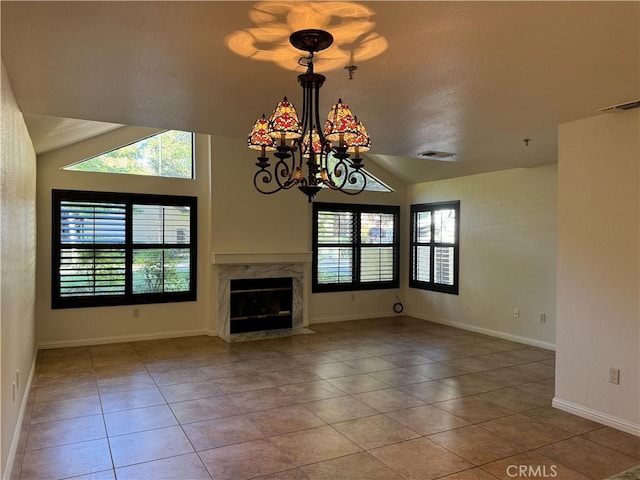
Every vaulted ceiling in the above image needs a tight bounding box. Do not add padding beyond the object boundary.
[2,1,638,183]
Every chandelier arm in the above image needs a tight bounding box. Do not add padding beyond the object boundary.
[273,154,298,190]
[252,148,300,194]
[325,167,368,195]
[323,157,350,189]
[253,168,284,195]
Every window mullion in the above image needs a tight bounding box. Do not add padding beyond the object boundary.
[353,212,360,287]
[161,205,166,293]
[162,205,166,244]
[161,249,166,294]
[125,202,133,296]
[412,210,418,283]
[91,205,97,294]
[429,207,436,284]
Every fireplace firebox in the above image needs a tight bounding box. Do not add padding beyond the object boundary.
[229,277,293,334]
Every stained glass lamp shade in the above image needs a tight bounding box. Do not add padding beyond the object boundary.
[346,117,371,156]
[268,97,302,144]
[247,114,276,155]
[324,99,358,145]
[302,127,325,158]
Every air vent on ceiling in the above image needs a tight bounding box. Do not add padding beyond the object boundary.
[598,100,640,113]
[419,151,456,161]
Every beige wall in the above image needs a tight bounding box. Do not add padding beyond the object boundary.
[555,110,639,434]
[36,129,407,343]
[212,136,407,324]
[406,164,558,348]
[0,62,37,478]
[36,127,213,346]
[211,135,310,254]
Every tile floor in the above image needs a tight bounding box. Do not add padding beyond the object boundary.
[12,316,640,480]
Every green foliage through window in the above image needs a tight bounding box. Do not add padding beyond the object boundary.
[64,130,194,179]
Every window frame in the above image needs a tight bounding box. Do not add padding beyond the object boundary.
[52,189,197,309]
[312,202,400,293]
[409,200,460,294]
[63,130,196,179]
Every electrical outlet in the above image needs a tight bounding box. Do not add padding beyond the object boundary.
[133,307,141,318]
[351,293,356,302]
[539,313,546,323]
[513,308,520,318]
[608,367,620,385]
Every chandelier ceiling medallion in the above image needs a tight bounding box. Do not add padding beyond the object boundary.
[247,29,371,202]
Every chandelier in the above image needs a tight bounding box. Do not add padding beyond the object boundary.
[247,29,371,203]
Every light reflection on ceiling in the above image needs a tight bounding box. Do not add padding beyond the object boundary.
[226,1,388,71]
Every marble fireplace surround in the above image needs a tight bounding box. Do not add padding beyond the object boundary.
[212,253,311,342]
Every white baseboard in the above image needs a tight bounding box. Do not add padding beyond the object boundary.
[553,397,640,437]
[406,310,556,351]
[3,353,37,480]
[310,312,396,324]
[38,328,210,350]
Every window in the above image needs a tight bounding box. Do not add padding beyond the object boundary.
[313,203,400,292]
[63,130,194,179]
[410,201,460,294]
[326,154,392,192]
[52,190,197,308]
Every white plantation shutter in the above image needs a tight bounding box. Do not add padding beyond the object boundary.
[415,246,431,282]
[360,212,396,283]
[58,201,127,297]
[316,210,354,284]
[360,247,395,282]
[132,205,191,244]
[434,247,455,285]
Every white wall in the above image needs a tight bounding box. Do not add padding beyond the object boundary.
[555,110,639,435]
[406,164,558,348]
[36,127,212,346]
[0,62,37,479]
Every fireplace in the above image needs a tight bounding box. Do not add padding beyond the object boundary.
[230,277,293,333]
[213,255,310,342]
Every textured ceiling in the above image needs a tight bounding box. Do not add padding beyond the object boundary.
[2,1,638,183]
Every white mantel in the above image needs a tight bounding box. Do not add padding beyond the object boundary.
[211,252,312,265]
